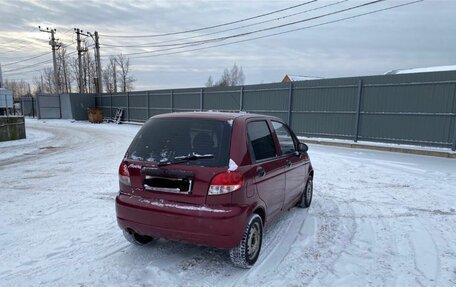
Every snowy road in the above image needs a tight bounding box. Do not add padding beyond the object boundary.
[1,119,455,287]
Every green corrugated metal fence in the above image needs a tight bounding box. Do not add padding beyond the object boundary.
[94,70,456,150]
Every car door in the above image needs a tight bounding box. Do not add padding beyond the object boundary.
[247,120,286,221]
[271,121,309,208]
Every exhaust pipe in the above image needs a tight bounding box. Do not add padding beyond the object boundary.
[123,229,154,245]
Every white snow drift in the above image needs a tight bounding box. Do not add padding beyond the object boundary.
[1,119,455,287]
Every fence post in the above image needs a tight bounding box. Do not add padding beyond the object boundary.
[126,92,130,122]
[200,88,204,111]
[240,86,244,111]
[32,97,35,118]
[146,91,150,120]
[36,94,41,119]
[58,94,62,119]
[5,95,9,116]
[21,97,24,116]
[110,94,113,120]
[452,84,456,151]
[287,83,293,127]
[452,118,456,151]
[354,79,363,142]
[170,90,174,113]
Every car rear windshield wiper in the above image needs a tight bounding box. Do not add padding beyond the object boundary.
[157,152,214,166]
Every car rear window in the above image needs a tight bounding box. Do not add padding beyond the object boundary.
[126,118,231,167]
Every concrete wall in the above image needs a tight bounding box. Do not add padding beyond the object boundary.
[0,116,26,142]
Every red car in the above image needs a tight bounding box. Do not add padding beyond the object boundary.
[115,112,313,268]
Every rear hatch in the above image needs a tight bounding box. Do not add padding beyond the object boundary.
[124,117,232,204]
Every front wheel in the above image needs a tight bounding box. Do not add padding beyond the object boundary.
[297,177,313,208]
[229,214,263,269]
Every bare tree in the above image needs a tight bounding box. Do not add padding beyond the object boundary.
[116,53,135,92]
[217,68,231,87]
[40,67,55,93]
[3,79,32,99]
[228,63,245,86]
[33,76,43,95]
[56,46,72,93]
[205,76,214,87]
[82,47,96,93]
[206,64,245,87]
[69,57,80,93]
[103,56,116,93]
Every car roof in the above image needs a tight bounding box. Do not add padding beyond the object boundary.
[152,111,282,122]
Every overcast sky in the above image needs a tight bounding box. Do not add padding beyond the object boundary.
[0,0,455,90]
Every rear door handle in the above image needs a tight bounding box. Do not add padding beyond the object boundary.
[257,167,266,177]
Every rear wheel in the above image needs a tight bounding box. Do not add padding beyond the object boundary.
[123,229,154,245]
[229,214,263,269]
[297,177,313,208]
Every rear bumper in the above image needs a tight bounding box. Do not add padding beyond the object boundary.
[115,194,250,249]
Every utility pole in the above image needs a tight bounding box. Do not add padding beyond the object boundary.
[90,31,102,94]
[87,31,103,94]
[39,26,60,93]
[75,28,88,93]
[113,59,117,93]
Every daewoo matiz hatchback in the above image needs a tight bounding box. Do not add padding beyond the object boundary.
[115,112,313,268]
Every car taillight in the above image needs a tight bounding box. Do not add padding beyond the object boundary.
[208,172,244,195]
[119,162,131,186]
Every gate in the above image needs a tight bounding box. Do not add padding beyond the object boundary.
[37,94,61,119]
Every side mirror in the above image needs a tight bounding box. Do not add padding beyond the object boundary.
[298,143,308,153]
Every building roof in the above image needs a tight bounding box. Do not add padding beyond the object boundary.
[385,65,456,75]
[282,74,324,83]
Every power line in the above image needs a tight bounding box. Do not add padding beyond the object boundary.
[102,0,386,58]
[0,27,75,58]
[124,0,424,60]
[0,42,46,55]
[3,58,53,74]
[99,0,318,38]
[2,51,50,67]
[3,67,49,77]
[102,0,349,48]
[0,26,38,46]
[3,45,79,74]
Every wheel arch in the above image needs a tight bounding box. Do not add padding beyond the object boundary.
[253,206,266,225]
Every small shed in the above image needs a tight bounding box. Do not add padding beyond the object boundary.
[0,88,14,110]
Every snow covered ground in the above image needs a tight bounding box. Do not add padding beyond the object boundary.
[1,119,455,287]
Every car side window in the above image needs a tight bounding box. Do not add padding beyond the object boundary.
[247,121,277,161]
[272,121,296,155]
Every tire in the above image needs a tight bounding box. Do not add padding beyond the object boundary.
[229,214,263,269]
[297,177,313,208]
[123,229,154,246]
